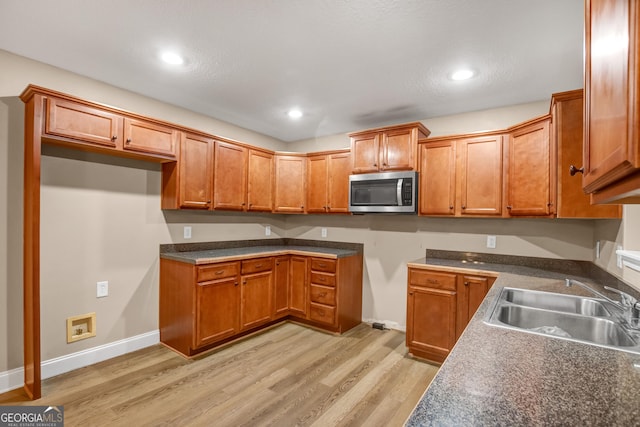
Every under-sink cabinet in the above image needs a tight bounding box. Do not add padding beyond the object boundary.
[406,266,496,363]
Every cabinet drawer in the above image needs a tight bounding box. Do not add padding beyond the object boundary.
[310,271,336,287]
[408,269,456,291]
[310,284,336,305]
[309,302,336,325]
[197,262,239,282]
[241,257,273,274]
[310,258,336,273]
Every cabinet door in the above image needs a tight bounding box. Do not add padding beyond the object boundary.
[419,141,456,215]
[381,127,417,171]
[195,278,239,348]
[407,285,457,363]
[327,151,351,213]
[247,149,274,212]
[214,141,248,211]
[123,118,178,158]
[240,271,273,330]
[307,155,329,213]
[273,256,290,318]
[456,275,493,339]
[274,155,306,213]
[459,135,503,216]
[289,256,308,317]
[554,93,621,218]
[351,133,380,173]
[45,98,122,148]
[584,0,640,193]
[179,133,213,209]
[508,119,551,216]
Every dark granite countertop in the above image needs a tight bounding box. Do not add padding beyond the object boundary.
[161,245,358,264]
[406,256,640,426]
[159,239,362,264]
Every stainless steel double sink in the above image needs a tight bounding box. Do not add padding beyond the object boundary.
[485,287,640,353]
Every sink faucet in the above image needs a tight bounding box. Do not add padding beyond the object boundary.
[565,279,640,329]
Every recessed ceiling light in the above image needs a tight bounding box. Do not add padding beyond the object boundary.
[161,52,184,65]
[288,109,303,119]
[450,69,475,81]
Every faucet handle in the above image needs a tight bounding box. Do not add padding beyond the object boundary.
[604,286,637,307]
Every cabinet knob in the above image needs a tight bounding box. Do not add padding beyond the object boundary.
[206,200,212,204]
[409,292,414,296]
[382,163,387,166]
[547,202,553,207]
[126,138,132,143]
[373,163,377,167]
[111,135,117,141]
[464,282,469,286]
[507,205,512,210]
[449,205,454,210]
[234,282,238,286]
[319,292,326,297]
[242,280,247,285]
[569,165,584,176]
[461,205,466,210]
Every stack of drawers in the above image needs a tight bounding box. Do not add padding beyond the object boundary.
[309,258,337,325]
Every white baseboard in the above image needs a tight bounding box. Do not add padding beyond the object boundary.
[363,318,406,332]
[0,329,159,394]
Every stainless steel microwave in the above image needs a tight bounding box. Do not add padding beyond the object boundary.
[348,171,418,213]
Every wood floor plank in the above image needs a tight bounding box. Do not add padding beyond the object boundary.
[0,322,438,427]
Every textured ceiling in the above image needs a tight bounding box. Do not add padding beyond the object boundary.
[0,0,584,142]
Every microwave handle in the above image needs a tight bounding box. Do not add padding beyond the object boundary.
[397,178,403,206]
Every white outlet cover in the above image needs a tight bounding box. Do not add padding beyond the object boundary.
[97,281,109,298]
[265,225,271,236]
[321,227,327,238]
[486,235,497,249]
[184,226,192,239]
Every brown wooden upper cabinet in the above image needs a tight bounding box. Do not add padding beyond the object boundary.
[583,0,640,204]
[45,97,122,149]
[419,134,503,217]
[123,118,178,158]
[177,133,214,209]
[553,90,621,218]
[274,153,306,213]
[247,149,274,212]
[44,95,177,160]
[213,141,248,211]
[307,150,351,213]
[507,117,553,217]
[349,122,430,173]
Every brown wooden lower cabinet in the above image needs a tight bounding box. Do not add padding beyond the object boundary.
[160,252,363,357]
[406,267,496,363]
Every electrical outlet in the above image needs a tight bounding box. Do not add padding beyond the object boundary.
[596,241,601,259]
[321,227,327,238]
[97,281,109,298]
[486,235,497,249]
[184,226,192,239]
[265,225,271,236]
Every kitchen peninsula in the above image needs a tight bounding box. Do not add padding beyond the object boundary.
[159,239,363,356]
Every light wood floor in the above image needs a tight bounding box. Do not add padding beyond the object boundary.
[0,322,438,426]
